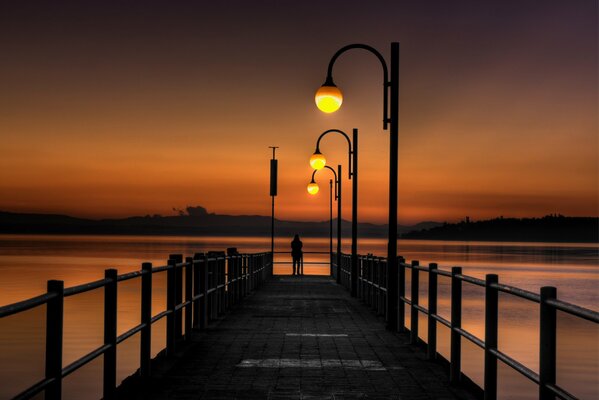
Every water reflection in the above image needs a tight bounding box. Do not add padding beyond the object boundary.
[0,234,597,399]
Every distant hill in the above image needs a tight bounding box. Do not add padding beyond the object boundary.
[0,210,441,238]
[401,215,599,243]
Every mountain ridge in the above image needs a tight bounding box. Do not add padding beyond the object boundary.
[0,210,439,238]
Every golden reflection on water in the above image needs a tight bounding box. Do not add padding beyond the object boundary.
[0,234,597,399]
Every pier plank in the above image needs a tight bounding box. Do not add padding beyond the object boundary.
[120,276,476,400]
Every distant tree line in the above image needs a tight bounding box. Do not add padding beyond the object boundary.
[401,215,598,243]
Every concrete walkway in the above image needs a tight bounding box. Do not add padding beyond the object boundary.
[123,276,476,400]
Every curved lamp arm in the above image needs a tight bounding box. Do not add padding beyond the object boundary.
[324,43,390,130]
[314,128,354,179]
[311,166,339,200]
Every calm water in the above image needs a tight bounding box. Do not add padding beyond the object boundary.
[0,234,597,399]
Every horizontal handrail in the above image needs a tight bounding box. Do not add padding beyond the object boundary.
[62,344,111,378]
[455,327,484,348]
[490,348,539,384]
[64,278,111,297]
[491,282,540,303]
[455,273,485,287]
[273,251,330,254]
[547,383,578,400]
[116,324,146,345]
[0,292,57,318]
[152,265,170,273]
[151,310,170,323]
[342,250,598,400]
[12,377,53,400]
[433,268,452,278]
[546,297,599,323]
[273,261,331,265]
[117,270,146,282]
[1,250,274,400]
[431,313,451,328]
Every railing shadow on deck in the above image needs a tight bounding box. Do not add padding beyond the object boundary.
[0,251,273,400]
[332,252,599,400]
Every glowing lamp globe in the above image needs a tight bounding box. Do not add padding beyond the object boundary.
[309,152,326,170]
[307,182,319,195]
[315,84,343,113]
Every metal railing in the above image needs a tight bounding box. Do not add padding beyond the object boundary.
[0,251,273,400]
[333,252,599,400]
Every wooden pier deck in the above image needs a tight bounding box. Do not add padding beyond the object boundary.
[119,275,476,400]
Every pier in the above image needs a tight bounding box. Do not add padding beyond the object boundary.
[1,250,598,400]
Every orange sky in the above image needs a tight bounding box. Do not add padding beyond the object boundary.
[0,1,597,224]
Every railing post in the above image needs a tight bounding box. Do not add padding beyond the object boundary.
[237,256,242,302]
[240,255,245,298]
[225,255,232,308]
[230,255,235,306]
[193,253,203,329]
[367,256,372,307]
[366,256,378,307]
[485,274,499,400]
[166,258,176,355]
[45,280,64,400]
[207,256,214,320]
[221,255,227,313]
[410,260,420,344]
[243,255,248,296]
[256,254,262,286]
[427,263,438,360]
[358,255,363,301]
[248,255,253,291]
[103,268,118,400]
[234,255,239,304]
[199,254,208,329]
[218,255,225,314]
[450,266,462,384]
[376,258,386,318]
[169,254,183,342]
[539,286,557,400]
[140,262,152,378]
[184,256,193,339]
[254,254,259,286]
[398,256,406,331]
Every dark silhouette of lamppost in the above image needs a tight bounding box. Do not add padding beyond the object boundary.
[309,129,358,294]
[314,42,401,331]
[307,165,341,281]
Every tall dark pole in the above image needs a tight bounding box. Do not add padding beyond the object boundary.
[387,42,400,331]
[336,164,342,284]
[311,128,355,287]
[316,43,399,312]
[329,179,333,275]
[269,147,278,256]
[350,128,359,296]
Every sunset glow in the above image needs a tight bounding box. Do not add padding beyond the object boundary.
[0,1,596,225]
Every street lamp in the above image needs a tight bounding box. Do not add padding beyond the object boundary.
[314,43,401,332]
[314,78,343,113]
[307,166,340,276]
[309,150,327,170]
[309,129,358,292]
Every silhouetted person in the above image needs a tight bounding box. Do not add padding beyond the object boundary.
[291,234,303,275]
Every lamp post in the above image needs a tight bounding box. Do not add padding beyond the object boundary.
[314,43,401,331]
[309,129,358,295]
[269,146,279,256]
[307,165,341,281]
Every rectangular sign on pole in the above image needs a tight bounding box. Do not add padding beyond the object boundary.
[270,159,278,196]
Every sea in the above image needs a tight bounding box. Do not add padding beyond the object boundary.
[0,234,597,400]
